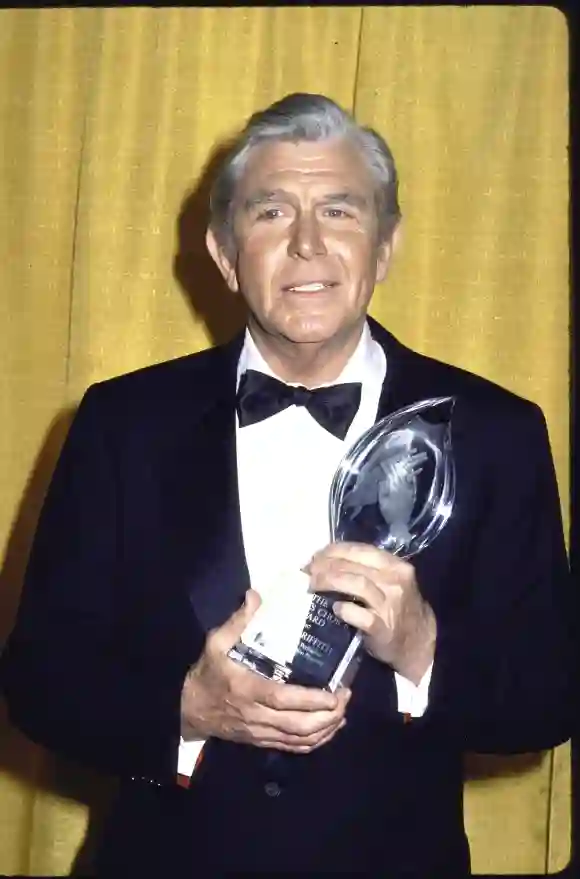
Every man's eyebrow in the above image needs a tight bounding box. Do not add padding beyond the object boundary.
[241,189,370,211]
[242,189,291,210]
[320,192,369,209]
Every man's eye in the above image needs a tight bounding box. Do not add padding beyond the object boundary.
[324,208,351,219]
[256,207,283,221]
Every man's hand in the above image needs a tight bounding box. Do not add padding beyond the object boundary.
[180,589,350,753]
[305,543,437,684]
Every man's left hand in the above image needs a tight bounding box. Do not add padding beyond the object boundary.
[305,542,437,685]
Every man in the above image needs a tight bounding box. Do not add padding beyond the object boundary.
[0,93,575,875]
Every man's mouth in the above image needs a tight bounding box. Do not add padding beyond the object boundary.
[283,281,339,293]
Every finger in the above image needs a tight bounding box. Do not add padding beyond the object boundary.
[308,718,347,750]
[310,542,388,567]
[285,719,345,749]
[250,716,346,750]
[335,686,352,707]
[258,680,338,712]
[333,600,379,634]
[275,718,347,753]
[303,544,383,575]
[254,705,346,738]
[314,545,414,581]
[254,740,324,754]
[209,589,262,653]
[308,561,385,609]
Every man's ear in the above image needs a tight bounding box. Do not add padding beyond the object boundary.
[206,226,239,292]
[375,221,402,284]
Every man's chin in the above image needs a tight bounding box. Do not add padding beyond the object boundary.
[251,313,362,348]
[277,319,349,346]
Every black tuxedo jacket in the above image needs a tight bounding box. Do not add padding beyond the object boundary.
[1,318,576,875]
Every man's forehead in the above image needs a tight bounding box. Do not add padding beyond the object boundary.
[244,138,368,174]
[236,138,374,197]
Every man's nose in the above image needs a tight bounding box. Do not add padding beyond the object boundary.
[287,214,327,259]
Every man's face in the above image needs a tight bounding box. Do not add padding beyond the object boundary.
[207,138,398,348]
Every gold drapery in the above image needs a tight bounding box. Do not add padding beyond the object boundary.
[0,8,570,875]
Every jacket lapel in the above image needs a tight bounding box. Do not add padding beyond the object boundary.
[180,336,251,634]
[369,315,410,420]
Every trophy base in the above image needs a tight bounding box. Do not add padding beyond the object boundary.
[228,642,292,684]
[228,628,364,693]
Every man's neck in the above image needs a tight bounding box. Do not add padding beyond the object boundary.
[247,323,366,388]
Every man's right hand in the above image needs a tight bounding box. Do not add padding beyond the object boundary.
[180,589,350,753]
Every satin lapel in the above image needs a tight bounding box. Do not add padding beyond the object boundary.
[369,315,464,417]
[369,316,408,421]
[179,338,250,634]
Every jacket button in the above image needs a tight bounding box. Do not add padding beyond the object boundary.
[264,781,281,797]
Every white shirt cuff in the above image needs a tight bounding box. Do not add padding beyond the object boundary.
[177,737,206,777]
[394,661,434,718]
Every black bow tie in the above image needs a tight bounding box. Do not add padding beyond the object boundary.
[236,369,362,440]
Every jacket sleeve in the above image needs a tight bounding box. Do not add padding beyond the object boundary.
[418,401,578,752]
[351,400,577,754]
[0,385,193,783]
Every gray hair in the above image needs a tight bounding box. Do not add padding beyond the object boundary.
[209,93,401,252]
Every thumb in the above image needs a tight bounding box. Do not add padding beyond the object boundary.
[211,589,262,652]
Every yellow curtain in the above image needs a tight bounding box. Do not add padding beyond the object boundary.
[0,7,569,874]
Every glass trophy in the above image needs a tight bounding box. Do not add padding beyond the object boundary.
[228,396,456,691]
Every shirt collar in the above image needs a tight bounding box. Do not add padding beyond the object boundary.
[236,320,385,389]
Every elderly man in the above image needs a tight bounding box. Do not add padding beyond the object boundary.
[1,93,575,875]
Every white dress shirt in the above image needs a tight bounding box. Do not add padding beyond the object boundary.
[178,322,432,776]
